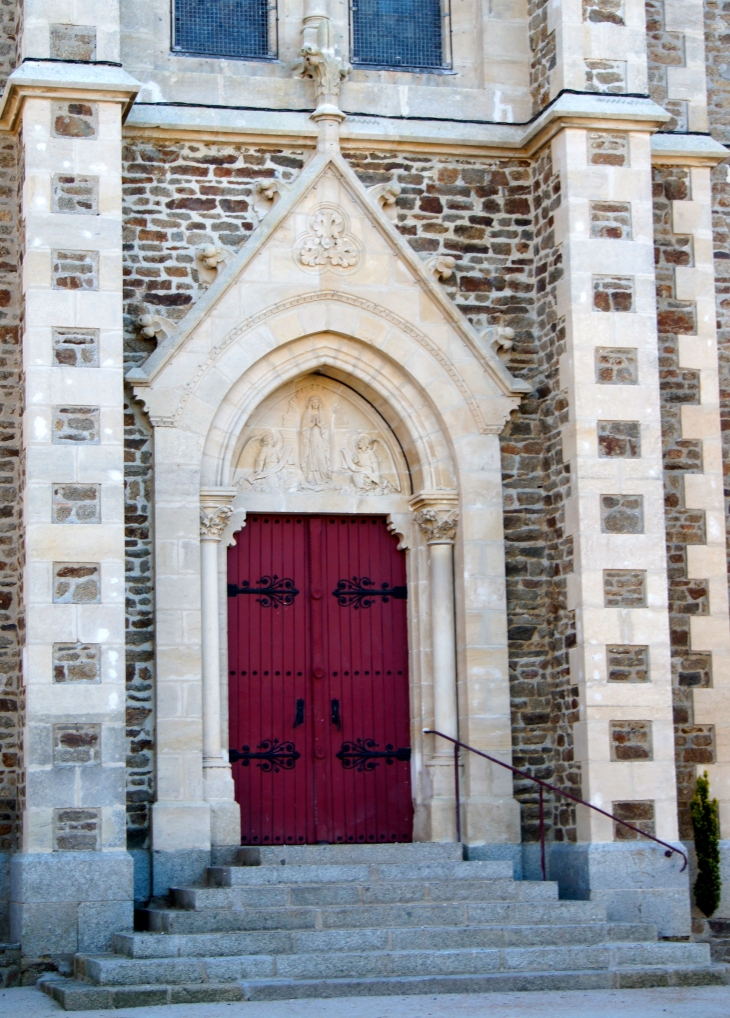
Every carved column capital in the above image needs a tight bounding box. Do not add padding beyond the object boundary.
[409,492,459,544]
[199,488,238,542]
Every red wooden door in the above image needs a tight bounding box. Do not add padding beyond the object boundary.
[228,514,412,845]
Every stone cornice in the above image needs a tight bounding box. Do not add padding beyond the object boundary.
[121,91,701,160]
[0,60,141,131]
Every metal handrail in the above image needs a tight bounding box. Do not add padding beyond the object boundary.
[423,729,688,879]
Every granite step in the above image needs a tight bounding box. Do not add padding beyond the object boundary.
[144,898,609,935]
[175,877,557,909]
[77,940,713,986]
[113,922,658,959]
[235,843,465,866]
[207,859,514,885]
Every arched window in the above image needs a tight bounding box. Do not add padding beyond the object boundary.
[350,0,450,71]
[173,0,277,60]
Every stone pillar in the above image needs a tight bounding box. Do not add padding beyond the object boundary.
[548,122,689,935]
[199,489,240,851]
[413,497,460,841]
[6,6,139,960]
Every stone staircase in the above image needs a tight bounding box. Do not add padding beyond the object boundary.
[41,843,728,1009]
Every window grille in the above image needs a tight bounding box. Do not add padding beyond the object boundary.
[172,0,278,61]
[350,0,451,72]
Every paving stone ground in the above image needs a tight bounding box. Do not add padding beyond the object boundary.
[1,984,729,1018]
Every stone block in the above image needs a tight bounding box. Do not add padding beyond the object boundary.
[597,420,641,457]
[593,275,635,312]
[52,102,98,140]
[52,563,101,604]
[78,900,133,952]
[590,202,632,240]
[612,799,656,839]
[50,24,97,61]
[152,849,211,898]
[10,851,134,903]
[52,327,100,367]
[595,346,638,384]
[610,719,653,760]
[583,0,624,23]
[587,131,629,166]
[585,59,628,93]
[607,644,649,682]
[51,250,99,291]
[53,724,101,766]
[53,642,101,683]
[51,175,99,216]
[52,483,101,524]
[604,569,647,607]
[53,808,101,851]
[600,494,644,533]
[11,900,78,956]
[52,406,100,444]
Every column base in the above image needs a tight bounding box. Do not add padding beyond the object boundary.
[549,842,691,937]
[10,852,133,962]
[209,798,241,847]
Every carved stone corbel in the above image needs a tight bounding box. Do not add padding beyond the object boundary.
[253,178,290,221]
[474,324,515,364]
[293,17,351,116]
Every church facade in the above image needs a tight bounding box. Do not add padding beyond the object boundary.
[1,0,730,965]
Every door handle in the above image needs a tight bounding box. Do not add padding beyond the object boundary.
[293,698,305,728]
[331,698,342,731]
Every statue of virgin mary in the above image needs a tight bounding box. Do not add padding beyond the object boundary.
[300,395,331,486]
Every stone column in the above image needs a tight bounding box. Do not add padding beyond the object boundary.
[199,489,240,851]
[6,5,140,960]
[413,496,460,841]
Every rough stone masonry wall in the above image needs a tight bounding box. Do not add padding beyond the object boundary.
[653,166,715,839]
[0,0,21,939]
[705,8,730,835]
[122,139,307,850]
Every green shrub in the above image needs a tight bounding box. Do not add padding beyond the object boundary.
[691,770,721,918]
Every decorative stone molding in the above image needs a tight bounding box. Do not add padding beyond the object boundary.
[199,488,238,541]
[293,17,351,114]
[296,205,360,270]
[139,314,173,342]
[196,243,227,284]
[425,254,456,281]
[410,493,459,544]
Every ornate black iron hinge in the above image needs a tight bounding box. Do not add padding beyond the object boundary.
[336,738,411,772]
[227,575,299,608]
[332,577,407,609]
[229,739,301,772]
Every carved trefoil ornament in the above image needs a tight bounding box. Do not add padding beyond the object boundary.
[296,204,360,271]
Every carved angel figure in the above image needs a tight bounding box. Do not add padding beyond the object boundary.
[342,434,394,493]
[246,431,291,490]
[300,209,358,268]
[300,396,332,486]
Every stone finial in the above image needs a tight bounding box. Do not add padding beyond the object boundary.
[293,17,351,115]
[425,255,456,281]
[138,314,173,341]
[197,243,227,284]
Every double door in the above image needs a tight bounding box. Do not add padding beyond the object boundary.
[227,514,413,845]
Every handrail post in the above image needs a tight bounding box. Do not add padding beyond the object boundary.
[454,741,461,843]
[538,785,546,881]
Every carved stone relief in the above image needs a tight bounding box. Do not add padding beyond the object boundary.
[233,377,404,495]
[295,204,361,271]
